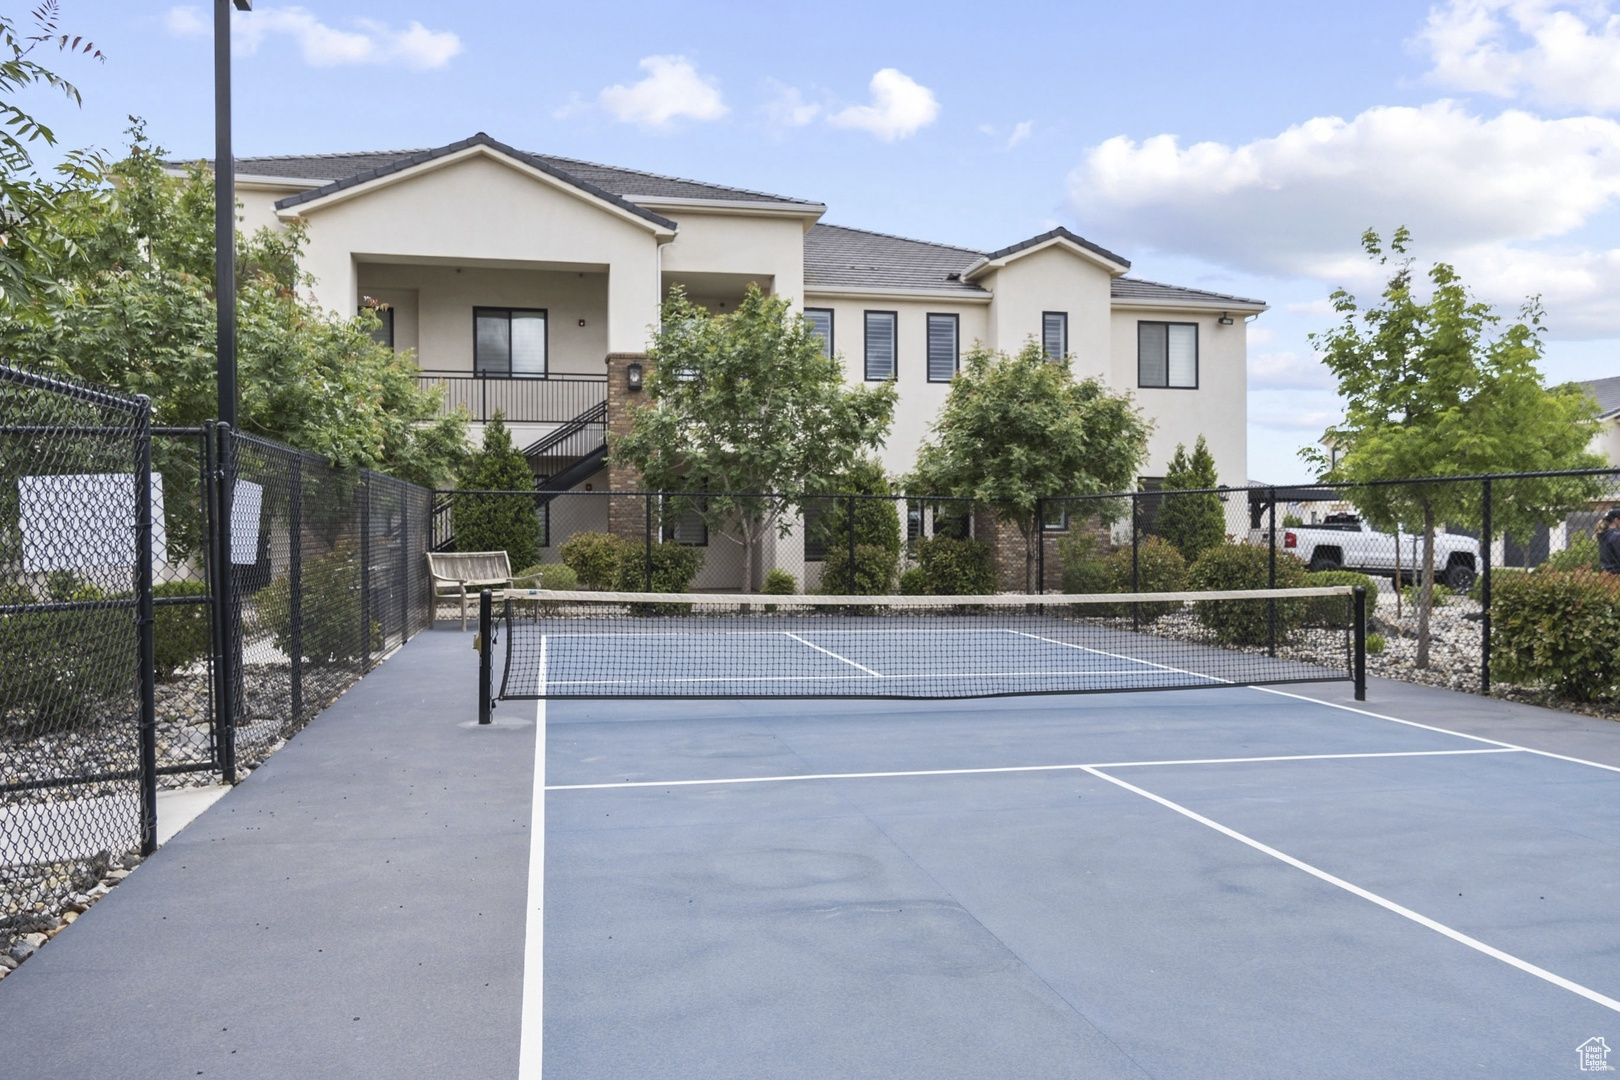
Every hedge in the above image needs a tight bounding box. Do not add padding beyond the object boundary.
[1493,570,1620,701]
[906,536,995,596]
[1188,543,1307,646]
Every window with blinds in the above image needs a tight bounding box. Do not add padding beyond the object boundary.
[1042,311,1067,360]
[1137,321,1198,388]
[864,311,897,381]
[474,308,548,377]
[805,308,834,358]
[926,313,959,382]
[661,499,709,546]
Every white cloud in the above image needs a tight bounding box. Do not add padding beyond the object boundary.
[167,6,462,70]
[1005,120,1033,149]
[1421,0,1620,112]
[599,56,728,129]
[762,81,820,128]
[1248,350,1335,391]
[1068,100,1620,277]
[828,69,940,141]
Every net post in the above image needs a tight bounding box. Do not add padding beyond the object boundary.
[478,588,493,725]
[1131,492,1140,631]
[1267,488,1277,657]
[1480,476,1492,695]
[134,397,158,856]
[1353,585,1367,701]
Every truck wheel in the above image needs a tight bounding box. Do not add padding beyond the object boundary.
[1445,561,1476,594]
[1308,555,1340,573]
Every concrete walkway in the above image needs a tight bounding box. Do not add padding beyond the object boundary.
[0,629,534,1080]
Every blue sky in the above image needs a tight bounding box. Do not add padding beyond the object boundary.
[23,0,1620,481]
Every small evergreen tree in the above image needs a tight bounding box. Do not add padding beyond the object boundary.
[454,414,539,569]
[1154,435,1225,564]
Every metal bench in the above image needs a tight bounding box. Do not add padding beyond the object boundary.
[426,551,512,630]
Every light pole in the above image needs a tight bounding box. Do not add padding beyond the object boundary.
[215,0,251,428]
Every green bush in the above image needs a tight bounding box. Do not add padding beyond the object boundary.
[908,536,996,596]
[898,567,928,595]
[0,580,137,731]
[1366,632,1386,654]
[1282,513,1304,528]
[559,532,633,590]
[154,579,210,681]
[821,542,899,595]
[1100,537,1188,622]
[512,563,579,591]
[1545,536,1601,574]
[1302,570,1375,629]
[762,569,797,595]
[1058,532,1111,595]
[1188,543,1307,646]
[810,459,902,557]
[453,415,540,570]
[259,541,379,666]
[1493,570,1620,701]
[610,540,703,594]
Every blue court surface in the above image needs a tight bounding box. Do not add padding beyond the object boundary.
[1,629,1618,1079]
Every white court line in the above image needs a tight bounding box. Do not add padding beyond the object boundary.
[1004,628,1227,681]
[518,637,547,1080]
[544,747,1521,791]
[1250,685,1620,776]
[781,632,883,677]
[1081,763,1620,1016]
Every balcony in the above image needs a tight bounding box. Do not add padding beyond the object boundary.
[417,372,607,424]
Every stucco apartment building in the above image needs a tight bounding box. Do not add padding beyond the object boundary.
[201,133,1267,585]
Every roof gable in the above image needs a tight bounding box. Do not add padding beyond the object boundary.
[1579,374,1620,418]
[964,226,1131,281]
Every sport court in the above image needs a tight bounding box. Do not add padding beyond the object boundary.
[0,605,1616,1078]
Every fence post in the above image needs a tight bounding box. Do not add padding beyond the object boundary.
[134,397,158,856]
[360,473,372,671]
[1481,476,1493,695]
[289,456,303,726]
[1131,491,1141,631]
[1035,497,1045,594]
[477,588,493,725]
[848,494,858,594]
[215,422,237,785]
[1267,487,1277,657]
[644,492,654,592]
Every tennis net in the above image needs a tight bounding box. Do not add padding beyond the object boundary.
[477,585,1366,706]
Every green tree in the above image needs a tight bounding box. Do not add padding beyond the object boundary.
[0,125,468,488]
[1306,228,1605,667]
[1154,435,1226,564]
[612,285,896,592]
[0,3,103,305]
[812,457,902,594]
[454,414,539,570]
[907,341,1150,591]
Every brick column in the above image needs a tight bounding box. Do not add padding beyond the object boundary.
[604,353,652,539]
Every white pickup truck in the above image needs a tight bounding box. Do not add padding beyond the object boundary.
[1252,513,1481,592]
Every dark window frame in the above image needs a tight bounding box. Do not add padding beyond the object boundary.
[805,307,835,358]
[473,306,550,379]
[1137,320,1200,390]
[1042,311,1068,360]
[1042,504,1071,532]
[864,310,898,382]
[926,312,960,383]
[660,497,709,547]
[360,304,395,350]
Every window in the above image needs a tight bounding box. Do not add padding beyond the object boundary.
[474,307,547,377]
[805,308,834,358]
[1042,312,1067,360]
[1138,322,1198,388]
[864,311,897,381]
[1042,503,1070,532]
[803,499,830,561]
[926,313,959,382]
[360,304,394,349]
[661,499,708,546]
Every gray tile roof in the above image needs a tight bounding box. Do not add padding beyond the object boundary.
[981,226,1130,271]
[805,224,989,295]
[1579,374,1620,417]
[208,136,817,206]
[1109,277,1268,309]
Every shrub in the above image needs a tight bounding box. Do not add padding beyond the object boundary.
[1058,532,1111,595]
[821,543,898,595]
[898,567,928,595]
[560,532,633,590]
[0,580,137,731]
[1544,536,1600,574]
[1153,436,1225,564]
[1058,534,1185,621]
[453,415,540,570]
[810,459,902,556]
[1282,513,1304,528]
[1493,570,1620,701]
[512,563,579,591]
[1302,570,1376,630]
[154,579,210,681]
[1188,543,1307,646]
[259,541,379,666]
[610,540,702,594]
[909,536,995,596]
[1366,633,1386,654]
[762,569,797,595]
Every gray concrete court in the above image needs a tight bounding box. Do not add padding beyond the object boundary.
[2,628,1619,1079]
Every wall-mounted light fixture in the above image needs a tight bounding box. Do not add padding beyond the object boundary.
[1218,313,1235,325]
[626,362,644,392]
[577,318,586,327]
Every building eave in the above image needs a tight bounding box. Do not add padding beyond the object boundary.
[803,286,993,304]
[1110,297,1269,314]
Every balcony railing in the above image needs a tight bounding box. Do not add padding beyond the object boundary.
[417,371,608,424]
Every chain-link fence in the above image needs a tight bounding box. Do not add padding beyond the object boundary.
[1,364,434,973]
